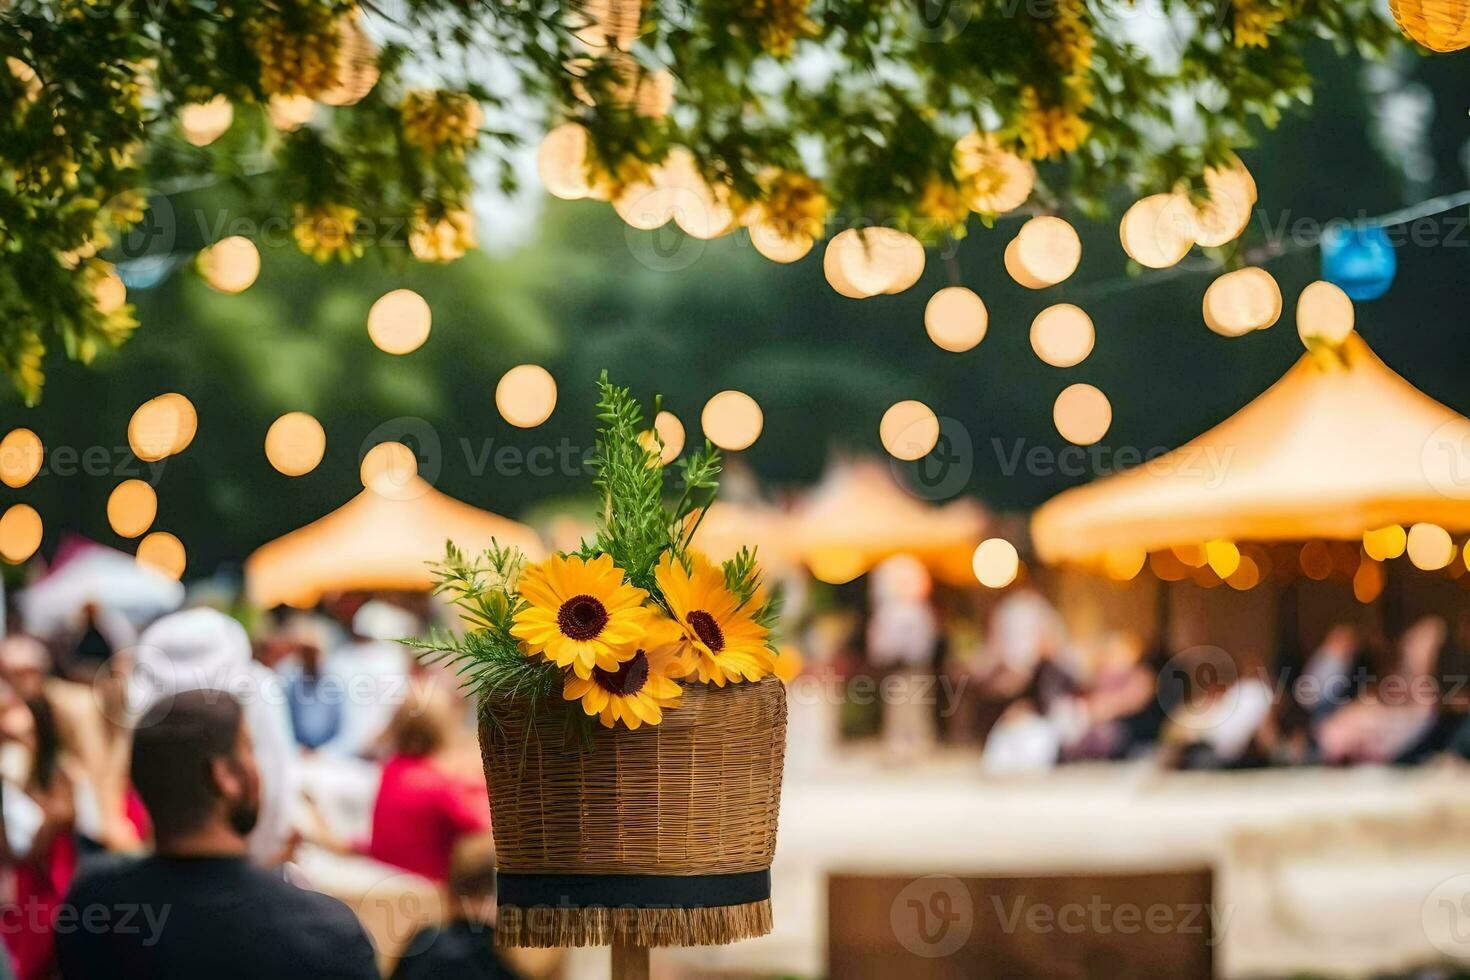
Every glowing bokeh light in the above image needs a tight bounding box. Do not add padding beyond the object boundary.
[495,365,558,428]
[107,479,157,539]
[1030,304,1095,368]
[1052,383,1112,446]
[265,412,327,476]
[701,390,763,451]
[0,429,43,489]
[924,287,988,353]
[0,505,42,564]
[972,538,1019,589]
[879,400,940,461]
[367,289,431,355]
[137,531,186,580]
[129,393,197,461]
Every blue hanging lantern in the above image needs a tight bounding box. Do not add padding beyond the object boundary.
[1320,224,1396,301]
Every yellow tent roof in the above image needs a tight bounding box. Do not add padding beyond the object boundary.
[245,476,545,608]
[1032,335,1470,563]
[789,459,986,582]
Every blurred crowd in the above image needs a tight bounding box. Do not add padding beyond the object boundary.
[806,554,1470,774]
[0,559,543,980]
[5,543,1470,978]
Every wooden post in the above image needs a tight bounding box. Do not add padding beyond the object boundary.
[611,939,650,980]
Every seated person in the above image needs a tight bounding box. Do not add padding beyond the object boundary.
[390,834,559,980]
[56,690,377,979]
[367,683,490,883]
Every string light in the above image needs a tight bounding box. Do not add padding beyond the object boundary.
[180,96,233,146]
[0,428,43,489]
[267,94,316,131]
[1120,193,1195,269]
[265,412,326,476]
[93,263,127,314]
[537,123,594,200]
[808,548,867,585]
[829,228,926,297]
[495,364,558,428]
[1296,280,1355,347]
[359,442,418,494]
[1007,216,1081,289]
[198,236,260,294]
[1353,558,1385,603]
[129,393,197,461]
[137,531,186,580]
[1363,524,1407,561]
[972,538,1019,588]
[749,223,813,263]
[924,286,987,352]
[107,479,157,539]
[701,390,763,451]
[1102,548,1147,581]
[1191,159,1257,248]
[1030,304,1094,368]
[1203,267,1281,336]
[1052,383,1111,446]
[0,505,41,564]
[879,400,940,461]
[1204,539,1241,578]
[1407,522,1454,570]
[640,410,684,464]
[1299,541,1333,580]
[367,289,431,355]
[1226,555,1261,590]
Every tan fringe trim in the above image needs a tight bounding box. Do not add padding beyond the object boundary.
[496,899,773,948]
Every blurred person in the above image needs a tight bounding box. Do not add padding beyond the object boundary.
[980,700,1059,775]
[56,690,377,979]
[1318,616,1447,765]
[1064,632,1161,761]
[318,599,417,759]
[132,608,297,866]
[865,556,939,761]
[0,683,77,980]
[390,834,560,980]
[0,636,48,702]
[269,614,344,751]
[56,602,134,682]
[367,682,490,883]
[1163,650,1275,769]
[981,587,1067,699]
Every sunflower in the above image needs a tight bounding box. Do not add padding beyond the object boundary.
[511,553,650,679]
[655,551,773,686]
[563,615,684,729]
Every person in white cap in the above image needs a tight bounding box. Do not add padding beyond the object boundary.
[130,608,297,866]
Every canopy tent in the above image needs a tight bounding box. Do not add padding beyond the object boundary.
[244,477,545,608]
[688,500,796,571]
[1032,336,1470,564]
[787,459,986,584]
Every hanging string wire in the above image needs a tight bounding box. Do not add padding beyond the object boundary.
[1072,186,1470,301]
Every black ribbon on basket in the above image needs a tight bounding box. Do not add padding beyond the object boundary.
[498,870,770,910]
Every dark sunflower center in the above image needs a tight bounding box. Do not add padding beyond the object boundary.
[593,651,650,696]
[557,594,609,641]
[687,610,725,652]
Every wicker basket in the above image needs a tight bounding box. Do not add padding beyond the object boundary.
[1389,0,1470,51]
[479,676,787,948]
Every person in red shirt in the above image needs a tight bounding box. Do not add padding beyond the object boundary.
[367,682,490,883]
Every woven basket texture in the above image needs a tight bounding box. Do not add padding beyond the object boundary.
[479,676,786,876]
